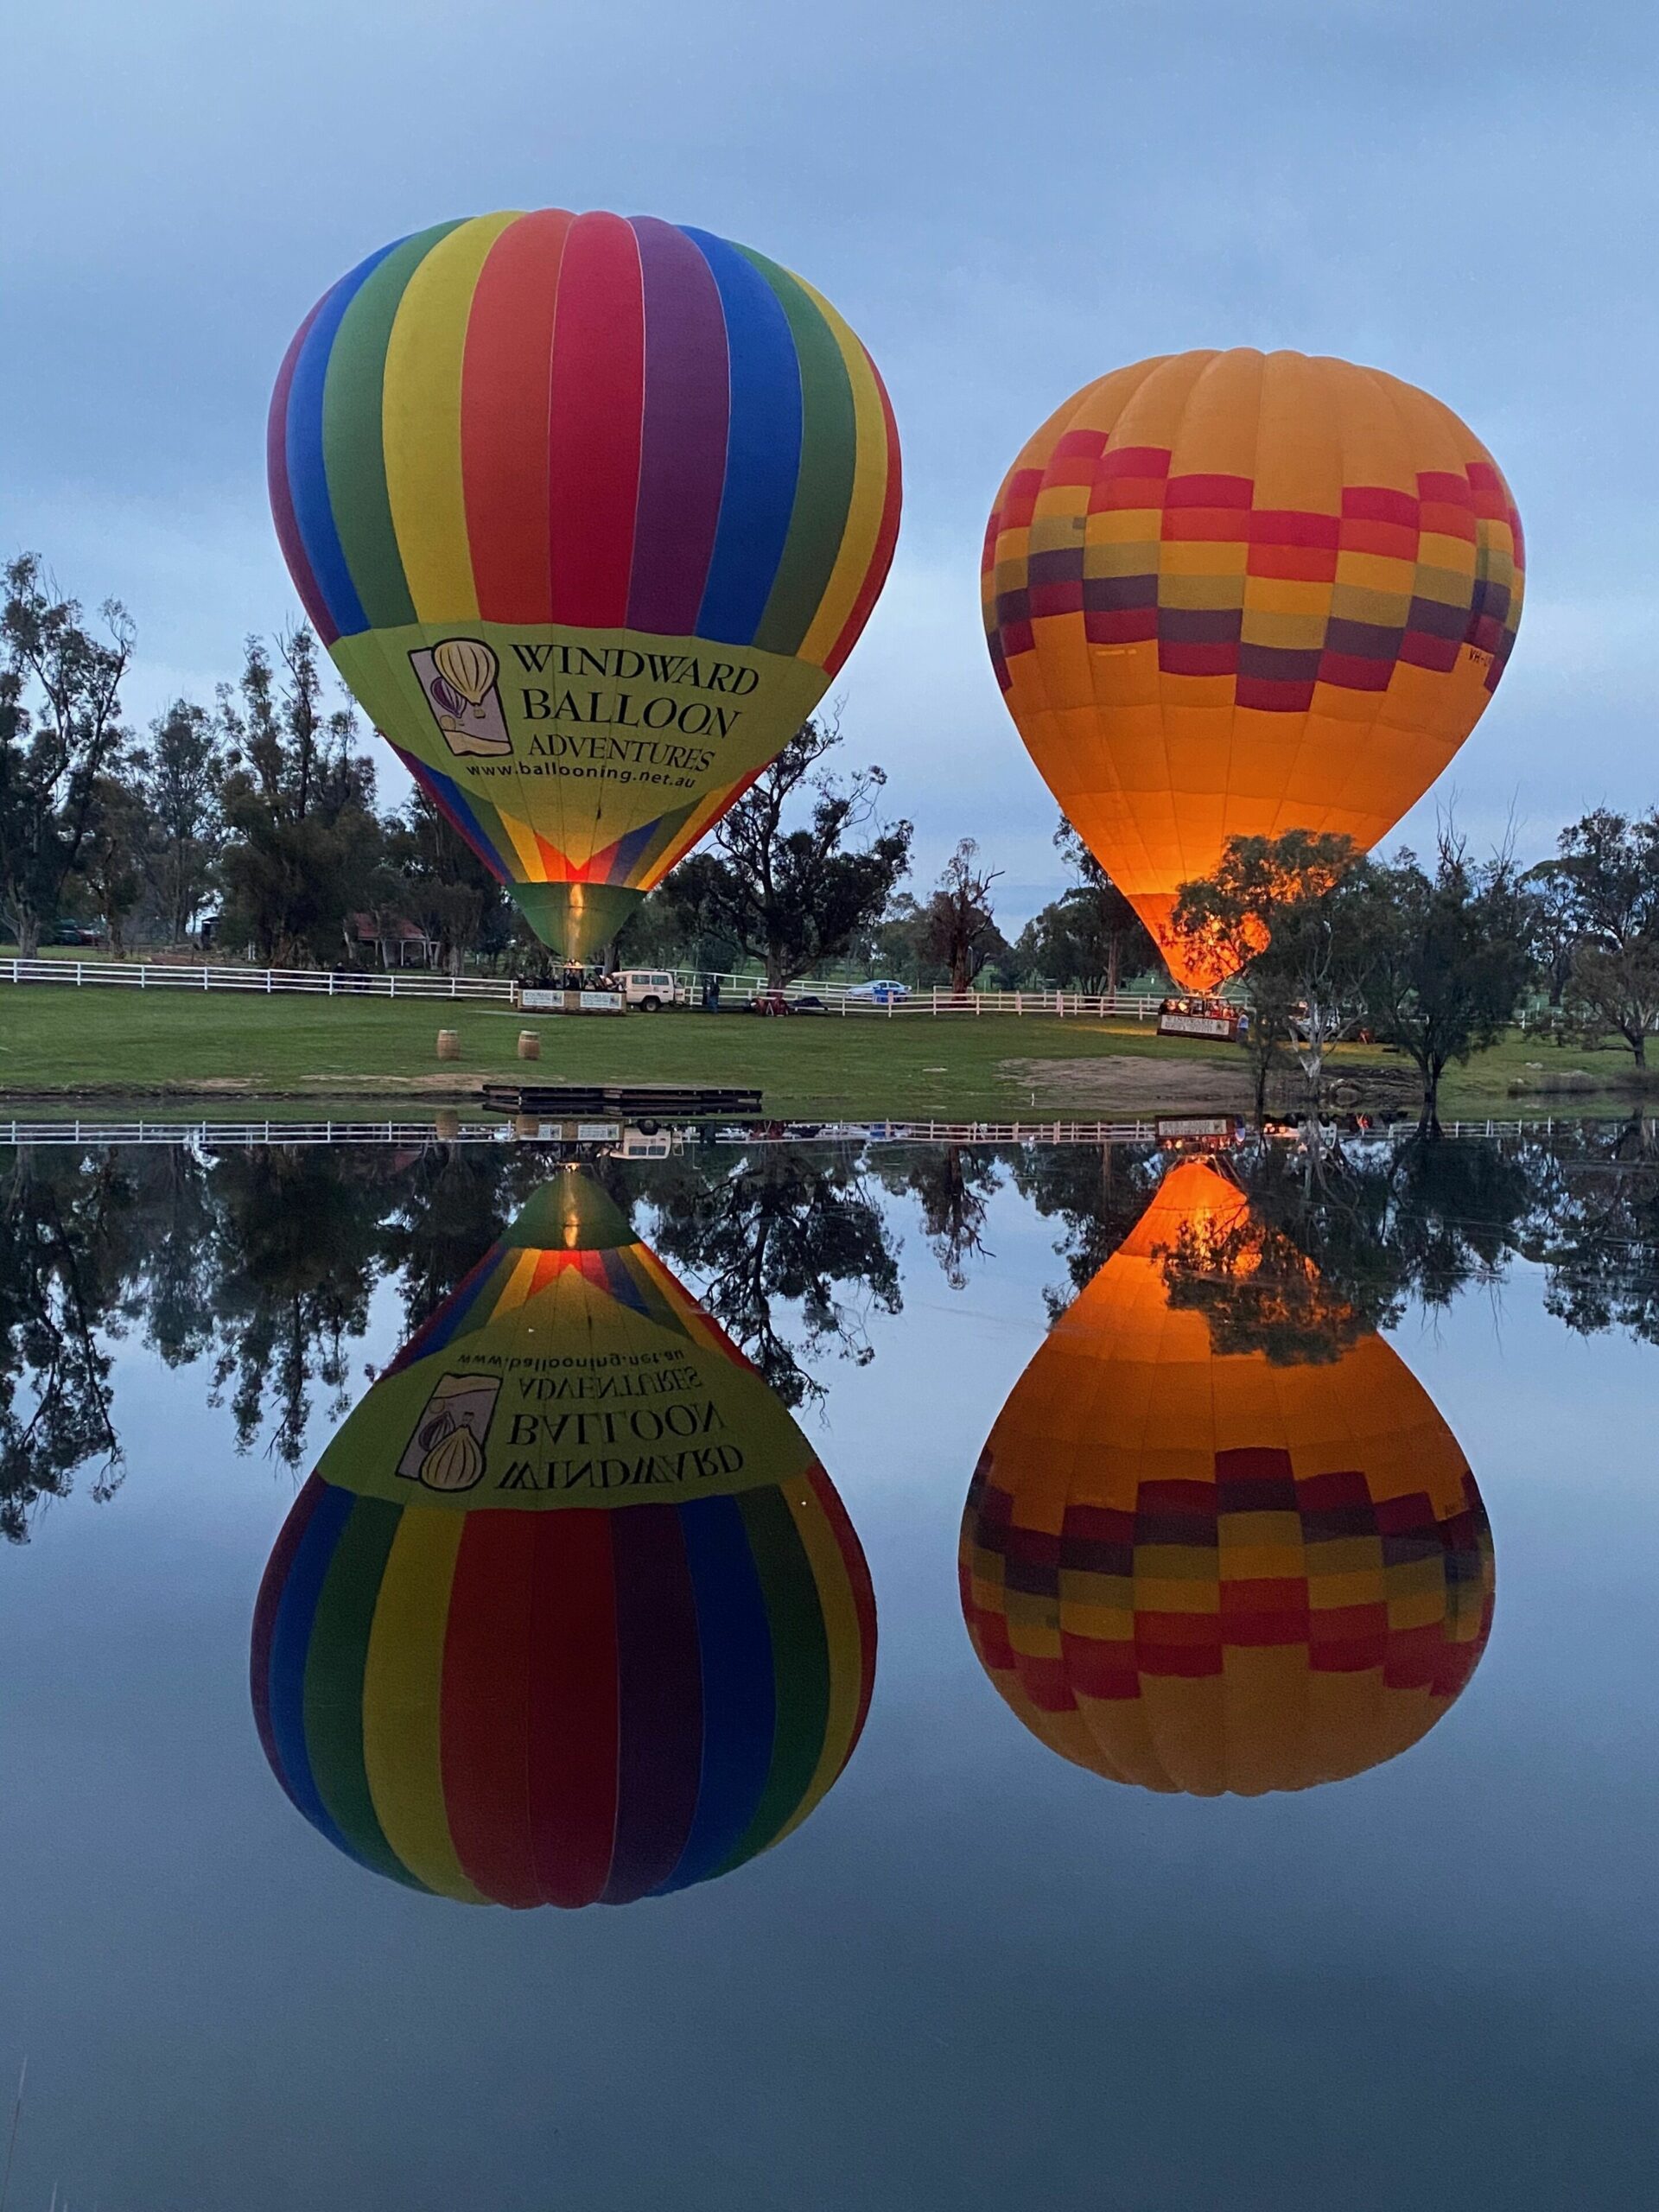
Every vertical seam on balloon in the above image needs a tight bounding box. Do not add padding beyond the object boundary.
[727,1484,830,1870]
[685,228,802,646]
[811,1459,877,1743]
[791,283,887,669]
[323,234,441,633]
[327,224,473,903]
[268,300,334,642]
[698,227,736,634]
[271,1482,365,1859]
[768,1476,866,1846]
[461,209,573,626]
[364,1506,480,1901]
[624,218,732,636]
[543,216,576,880]
[824,348,902,679]
[1344,366,1440,830]
[251,1472,326,1790]
[1222,349,1273,865]
[303,1496,415,1884]
[1067,369,1128,891]
[594,217,647,869]
[1047,386,1098,890]
[384,214,521,623]
[1170,347,1243,892]
[742,251,856,658]
[288,250,402,639]
[1136,351,1212,906]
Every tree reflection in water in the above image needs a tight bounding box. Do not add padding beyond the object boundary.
[876,1145,1003,1291]
[642,1146,902,1408]
[3,1119,1659,1538]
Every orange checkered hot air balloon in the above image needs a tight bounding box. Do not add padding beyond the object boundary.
[959,1159,1494,1796]
[982,351,1525,988]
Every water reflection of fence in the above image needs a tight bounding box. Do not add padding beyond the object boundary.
[0,1115,1566,1152]
[0,1116,1167,1150]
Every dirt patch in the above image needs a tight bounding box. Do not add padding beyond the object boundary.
[1001,1055,1254,1111]
[1000,1054,1422,1115]
[1506,1066,1651,1099]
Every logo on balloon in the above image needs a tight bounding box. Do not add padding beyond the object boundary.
[411,637,511,760]
[395,1370,500,1493]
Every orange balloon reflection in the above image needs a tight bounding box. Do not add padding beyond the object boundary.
[959,1160,1494,1795]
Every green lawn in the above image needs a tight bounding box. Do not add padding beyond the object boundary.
[0,982,1647,1119]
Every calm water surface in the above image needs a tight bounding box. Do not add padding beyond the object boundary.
[1,1128,1656,2210]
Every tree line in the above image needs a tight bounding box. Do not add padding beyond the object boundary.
[1167,812,1659,1127]
[7,552,1658,1074]
[0,553,1096,986]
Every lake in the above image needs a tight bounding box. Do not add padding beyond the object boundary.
[1,1122,1656,2210]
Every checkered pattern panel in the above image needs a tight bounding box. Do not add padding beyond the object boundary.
[985,437,1523,713]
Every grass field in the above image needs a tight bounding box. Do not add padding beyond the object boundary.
[0,982,1647,1119]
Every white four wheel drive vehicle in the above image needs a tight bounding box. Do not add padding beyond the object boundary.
[616,970,679,1011]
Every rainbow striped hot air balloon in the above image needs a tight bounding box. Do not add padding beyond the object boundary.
[251,1170,875,1905]
[268,211,902,962]
[960,1160,1494,1796]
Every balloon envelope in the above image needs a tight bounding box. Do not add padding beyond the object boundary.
[251,1169,876,1904]
[982,350,1524,987]
[959,1159,1494,1795]
[269,212,902,960]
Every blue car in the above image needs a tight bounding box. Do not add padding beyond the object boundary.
[844,978,910,1006]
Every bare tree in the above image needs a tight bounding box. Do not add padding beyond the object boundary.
[918,838,1005,994]
[661,716,912,987]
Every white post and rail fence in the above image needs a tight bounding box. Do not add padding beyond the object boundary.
[0,955,1166,1021]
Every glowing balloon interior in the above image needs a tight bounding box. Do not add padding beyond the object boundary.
[982,350,1524,988]
[959,1160,1494,1795]
[251,1170,876,1905]
[269,211,902,961]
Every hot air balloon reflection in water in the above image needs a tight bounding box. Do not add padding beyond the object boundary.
[982,350,1524,988]
[959,1160,1493,1796]
[269,211,901,963]
[251,1169,876,1904]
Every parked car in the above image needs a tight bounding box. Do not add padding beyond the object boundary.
[844,978,909,1005]
[48,921,106,947]
[616,969,678,1011]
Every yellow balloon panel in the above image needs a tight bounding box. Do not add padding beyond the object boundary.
[335,624,825,897]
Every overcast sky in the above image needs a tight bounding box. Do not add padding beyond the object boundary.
[5,0,1655,922]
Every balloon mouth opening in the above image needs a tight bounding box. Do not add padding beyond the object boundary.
[514,883,645,963]
[1131,893,1238,995]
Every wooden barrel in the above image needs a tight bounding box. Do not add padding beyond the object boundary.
[517,1029,542,1061]
[435,1028,461,1062]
